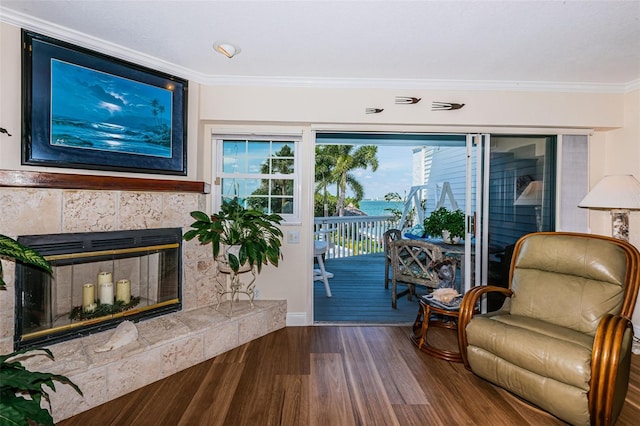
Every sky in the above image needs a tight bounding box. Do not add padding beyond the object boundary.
[350,145,415,200]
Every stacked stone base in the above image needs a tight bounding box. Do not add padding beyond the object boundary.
[18,300,286,422]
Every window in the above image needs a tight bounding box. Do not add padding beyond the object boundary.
[215,136,300,221]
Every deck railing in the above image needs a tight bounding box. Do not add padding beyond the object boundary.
[314,215,399,259]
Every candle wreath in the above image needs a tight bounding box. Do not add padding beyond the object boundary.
[69,296,141,321]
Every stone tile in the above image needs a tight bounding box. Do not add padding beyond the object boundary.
[238,310,268,345]
[62,190,117,232]
[194,259,219,307]
[0,337,12,354]
[174,305,228,332]
[0,265,15,340]
[203,320,239,359]
[160,334,204,377]
[135,315,193,348]
[183,237,212,262]
[118,192,163,230]
[0,188,62,236]
[106,346,163,400]
[50,366,108,423]
[19,340,88,377]
[162,193,202,228]
[265,300,288,331]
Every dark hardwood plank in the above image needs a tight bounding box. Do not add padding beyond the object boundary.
[58,326,640,426]
[309,353,356,426]
[338,327,400,425]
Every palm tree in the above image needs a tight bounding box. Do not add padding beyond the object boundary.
[314,145,338,216]
[332,145,378,216]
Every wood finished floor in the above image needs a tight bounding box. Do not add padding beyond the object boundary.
[314,253,424,323]
[59,326,640,426]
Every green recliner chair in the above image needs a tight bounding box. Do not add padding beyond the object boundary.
[458,232,640,425]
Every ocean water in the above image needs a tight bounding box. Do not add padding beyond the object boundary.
[358,199,404,217]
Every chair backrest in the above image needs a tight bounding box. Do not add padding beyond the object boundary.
[391,239,443,288]
[508,232,640,335]
[383,229,402,259]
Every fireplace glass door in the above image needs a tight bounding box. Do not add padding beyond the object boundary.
[15,228,182,349]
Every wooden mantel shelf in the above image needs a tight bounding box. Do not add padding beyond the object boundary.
[0,170,210,194]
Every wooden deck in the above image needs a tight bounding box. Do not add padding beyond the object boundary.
[313,253,423,323]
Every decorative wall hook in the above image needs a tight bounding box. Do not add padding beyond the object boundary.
[365,108,384,114]
[395,96,421,104]
[432,102,465,111]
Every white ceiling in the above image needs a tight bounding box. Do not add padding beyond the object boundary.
[1,0,639,91]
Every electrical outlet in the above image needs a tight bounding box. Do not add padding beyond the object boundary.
[286,230,300,244]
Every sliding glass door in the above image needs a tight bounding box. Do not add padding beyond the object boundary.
[483,135,557,310]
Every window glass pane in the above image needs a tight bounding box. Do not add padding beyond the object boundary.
[272,142,294,157]
[217,137,298,219]
[271,197,294,214]
[272,158,294,174]
[271,179,294,196]
[247,196,269,212]
[248,156,267,174]
[247,141,270,160]
[222,141,247,173]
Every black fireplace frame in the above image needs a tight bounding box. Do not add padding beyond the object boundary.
[15,227,182,349]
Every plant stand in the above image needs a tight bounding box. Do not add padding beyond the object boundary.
[215,266,257,315]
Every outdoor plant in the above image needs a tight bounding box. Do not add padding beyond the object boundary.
[423,207,465,240]
[0,234,82,425]
[183,197,284,274]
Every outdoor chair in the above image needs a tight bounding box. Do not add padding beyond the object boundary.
[383,229,402,289]
[390,239,443,309]
[457,232,640,426]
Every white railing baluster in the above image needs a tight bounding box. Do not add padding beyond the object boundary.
[313,215,399,259]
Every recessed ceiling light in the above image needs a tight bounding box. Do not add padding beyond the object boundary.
[213,42,240,58]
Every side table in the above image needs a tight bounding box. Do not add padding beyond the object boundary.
[410,296,466,362]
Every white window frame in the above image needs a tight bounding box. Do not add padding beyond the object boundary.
[213,134,301,223]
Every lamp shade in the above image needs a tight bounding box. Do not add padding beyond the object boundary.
[578,175,640,209]
[514,181,543,206]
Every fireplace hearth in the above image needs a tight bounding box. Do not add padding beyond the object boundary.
[15,228,182,349]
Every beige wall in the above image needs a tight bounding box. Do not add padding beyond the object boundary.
[2,21,640,327]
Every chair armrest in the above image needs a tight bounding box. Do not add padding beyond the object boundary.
[589,314,634,425]
[457,285,513,368]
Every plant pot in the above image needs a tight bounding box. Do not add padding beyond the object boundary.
[216,245,252,274]
[441,230,462,245]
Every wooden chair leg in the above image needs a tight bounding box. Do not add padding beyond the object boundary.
[384,261,390,289]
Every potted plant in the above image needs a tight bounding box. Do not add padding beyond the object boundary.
[183,197,284,274]
[0,234,82,425]
[423,207,465,244]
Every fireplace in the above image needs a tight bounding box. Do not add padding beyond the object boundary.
[15,228,182,349]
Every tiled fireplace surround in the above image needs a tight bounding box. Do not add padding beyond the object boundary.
[0,172,287,422]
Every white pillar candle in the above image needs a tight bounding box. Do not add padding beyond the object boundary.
[97,271,113,285]
[99,282,114,305]
[82,283,95,312]
[116,279,131,304]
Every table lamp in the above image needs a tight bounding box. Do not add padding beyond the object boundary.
[578,175,640,242]
[514,180,543,231]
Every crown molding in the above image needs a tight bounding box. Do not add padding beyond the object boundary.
[198,75,632,94]
[1,6,636,94]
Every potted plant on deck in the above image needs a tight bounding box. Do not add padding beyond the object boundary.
[423,207,465,244]
[183,197,284,274]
